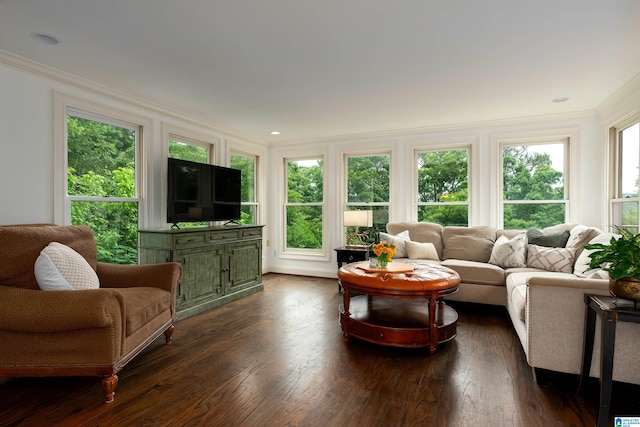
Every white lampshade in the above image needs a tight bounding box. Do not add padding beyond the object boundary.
[343,210,372,227]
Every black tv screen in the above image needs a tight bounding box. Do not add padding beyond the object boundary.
[167,158,241,225]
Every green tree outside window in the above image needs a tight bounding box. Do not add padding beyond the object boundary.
[67,115,139,264]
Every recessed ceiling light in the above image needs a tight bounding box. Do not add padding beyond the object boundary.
[30,33,60,46]
[552,97,569,103]
[270,131,281,135]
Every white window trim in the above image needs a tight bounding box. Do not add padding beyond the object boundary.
[281,154,327,259]
[494,128,578,229]
[608,116,640,230]
[230,150,260,225]
[53,91,152,227]
[342,150,392,246]
[413,144,472,226]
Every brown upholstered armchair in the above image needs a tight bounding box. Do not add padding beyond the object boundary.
[0,224,181,403]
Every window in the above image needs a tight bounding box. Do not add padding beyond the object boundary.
[230,152,258,225]
[416,148,469,226]
[344,153,390,244]
[168,138,210,163]
[501,140,567,229]
[285,158,324,251]
[610,121,640,232]
[66,112,140,264]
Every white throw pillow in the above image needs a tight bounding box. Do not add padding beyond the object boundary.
[34,242,100,291]
[379,230,410,258]
[566,225,594,249]
[527,244,575,273]
[489,233,527,268]
[405,241,439,260]
[573,232,619,277]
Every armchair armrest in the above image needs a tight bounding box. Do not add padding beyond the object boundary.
[527,275,609,291]
[0,285,124,333]
[524,275,609,374]
[96,262,182,294]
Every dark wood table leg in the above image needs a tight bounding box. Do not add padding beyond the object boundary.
[342,287,351,341]
[428,294,437,355]
[597,318,616,427]
[578,297,596,395]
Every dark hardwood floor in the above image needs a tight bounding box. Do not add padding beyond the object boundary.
[1,273,639,426]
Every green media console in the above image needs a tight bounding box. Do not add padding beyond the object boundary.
[138,225,264,320]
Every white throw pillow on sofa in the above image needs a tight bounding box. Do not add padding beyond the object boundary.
[489,233,527,268]
[379,230,410,258]
[574,232,619,277]
[527,244,575,273]
[405,241,439,260]
[34,242,100,291]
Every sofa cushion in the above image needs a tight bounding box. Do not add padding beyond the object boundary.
[114,287,172,337]
[387,222,444,259]
[489,233,527,268]
[511,284,527,323]
[526,228,570,248]
[34,242,100,291]
[379,230,410,258]
[405,241,439,260]
[526,244,575,273]
[441,259,505,286]
[574,232,619,277]
[442,226,496,262]
[565,225,601,259]
[498,229,526,239]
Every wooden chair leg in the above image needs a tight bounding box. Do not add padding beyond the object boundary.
[164,324,175,344]
[102,374,118,403]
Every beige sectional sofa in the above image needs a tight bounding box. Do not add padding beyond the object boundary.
[384,221,640,385]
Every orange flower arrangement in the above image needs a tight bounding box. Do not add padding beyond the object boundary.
[372,241,396,268]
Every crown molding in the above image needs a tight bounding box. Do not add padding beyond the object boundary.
[595,72,640,125]
[270,110,596,147]
[0,49,264,146]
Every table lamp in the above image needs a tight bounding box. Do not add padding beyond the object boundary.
[344,210,372,248]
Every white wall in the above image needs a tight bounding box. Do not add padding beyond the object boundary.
[1,52,639,279]
[0,55,266,229]
[1,63,57,224]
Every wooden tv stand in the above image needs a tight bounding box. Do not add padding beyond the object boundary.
[138,225,263,320]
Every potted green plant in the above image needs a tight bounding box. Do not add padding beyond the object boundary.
[585,226,640,302]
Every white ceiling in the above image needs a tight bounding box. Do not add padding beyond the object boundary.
[1,0,639,143]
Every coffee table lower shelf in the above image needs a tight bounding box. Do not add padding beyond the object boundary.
[339,295,458,350]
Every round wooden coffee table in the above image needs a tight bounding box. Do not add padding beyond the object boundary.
[338,261,460,354]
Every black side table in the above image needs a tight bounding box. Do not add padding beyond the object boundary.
[578,294,640,427]
[334,247,369,292]
[334,246,369,268]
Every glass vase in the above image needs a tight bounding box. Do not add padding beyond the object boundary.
[377,257,389,268]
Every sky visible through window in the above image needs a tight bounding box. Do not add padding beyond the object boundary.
[621,123,640,197]
[527,143,564,172]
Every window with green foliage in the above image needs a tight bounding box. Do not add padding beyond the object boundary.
[416,149,469,226]
[67,114,139,264]
[230,152,257,225]
[610,121,640,233]
[345,154,390,244]
[168,139,209,163]
[501,141,566,229]
[285,158,324,251]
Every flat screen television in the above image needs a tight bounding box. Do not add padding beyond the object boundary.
[167,158,241,226]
